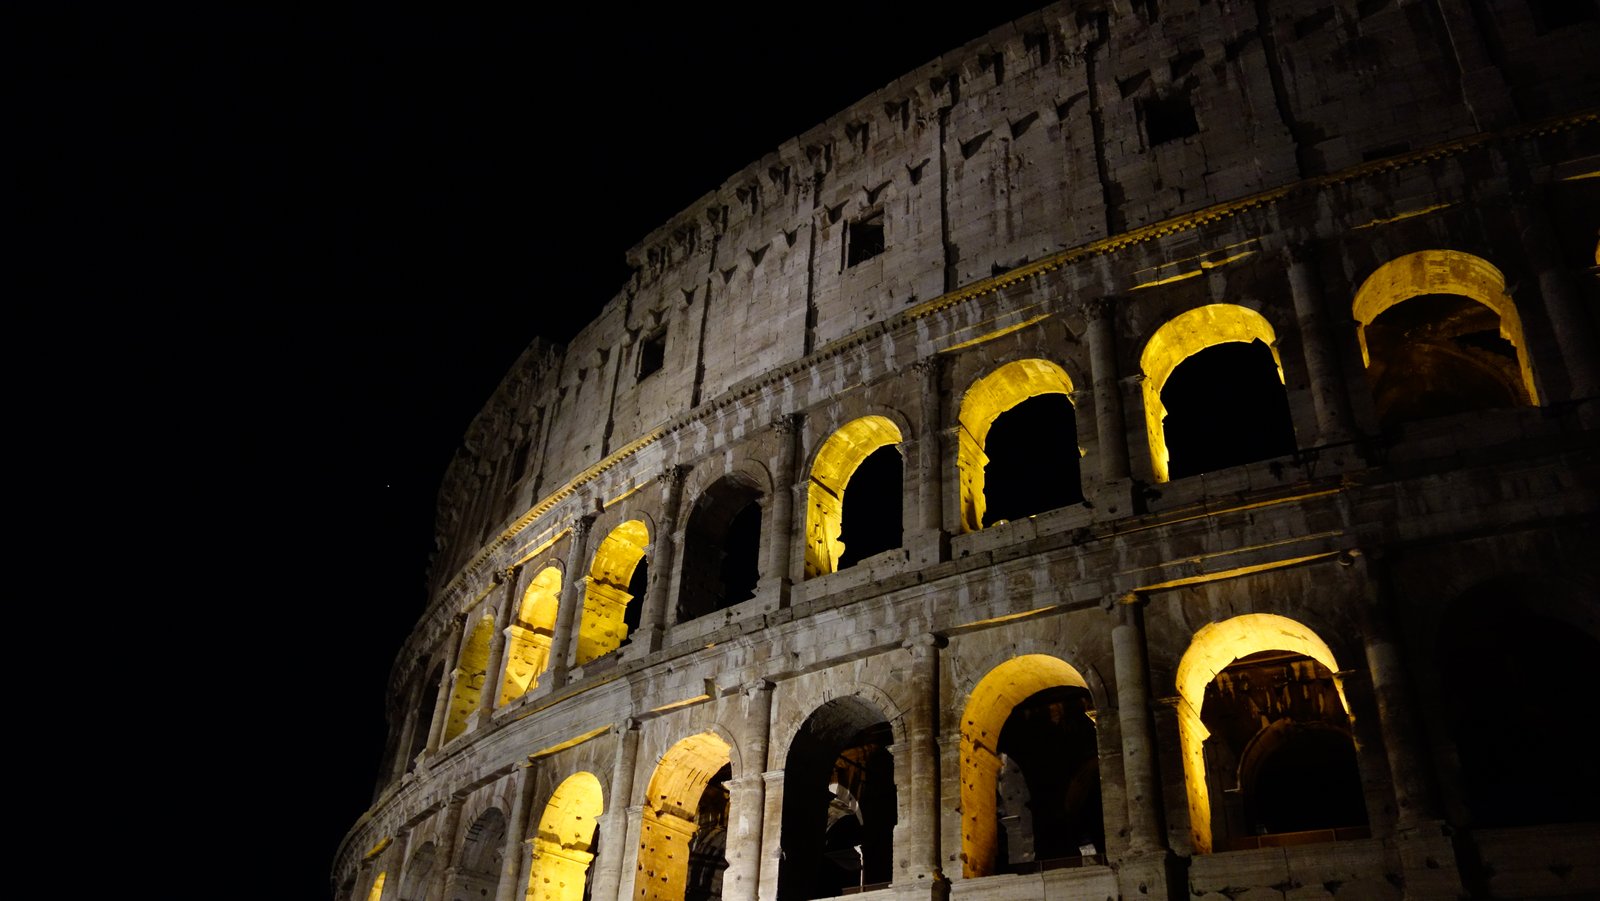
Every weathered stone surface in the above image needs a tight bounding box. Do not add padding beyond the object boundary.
[335,2,1600,900]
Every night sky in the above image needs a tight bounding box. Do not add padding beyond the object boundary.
[65,5,1055,897]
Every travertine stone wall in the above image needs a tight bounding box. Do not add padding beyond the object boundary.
[342,2,1600,900]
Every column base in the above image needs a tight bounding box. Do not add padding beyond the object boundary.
[1089,479,1142,521]
[905,528,948,566]
[1394,820,1464,899]
[892,870,949,901]
[1114,849,1184,901]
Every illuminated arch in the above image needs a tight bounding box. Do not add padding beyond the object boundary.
[576,520,649,665]
[366,871,386,901]
[443,613,496,744]
[956,359,1076,532]
[1351,250,1538,421]
[1173,613,1347,854]
[1140,304,1285,483]
[633,733,734,901]
[805,415,904,577]
[500,566,562,704]
[528,772,604,901]
[958,654,1093,878]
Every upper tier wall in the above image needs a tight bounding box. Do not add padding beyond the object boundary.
[426,0,1600,589]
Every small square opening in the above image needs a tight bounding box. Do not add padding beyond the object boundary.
[847,211,885,267]
[637,331,666,381]
[1143,92,1199,146]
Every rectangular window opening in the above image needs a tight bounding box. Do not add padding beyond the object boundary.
[847,211,885,267]
[1143,92,1199,146]
[637,331,666,381]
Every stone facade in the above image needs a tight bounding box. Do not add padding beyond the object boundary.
[335,2,1600,899]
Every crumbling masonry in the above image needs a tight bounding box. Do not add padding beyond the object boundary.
[335,2,1600,899]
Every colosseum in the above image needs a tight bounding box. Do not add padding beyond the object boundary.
[334,2,1600,899]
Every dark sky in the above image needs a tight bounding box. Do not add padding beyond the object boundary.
[72,5,1055,898]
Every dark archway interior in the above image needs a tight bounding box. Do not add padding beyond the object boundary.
[994,685,1103,870]
[1440,603,1600,828]
[1365,294,1524,429]
[1201,650,1367,849]
[579,823,600,901]
[449,808,507,901]
[837,445,903,570]
[983,393,1082,526]
[686,763,732,901]
[679,478,764,621]
[1162,340,1296,479]
[622,554,648,644]
[778,700,896,900]
[398,843,436,901]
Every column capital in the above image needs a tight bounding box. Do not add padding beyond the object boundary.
[660,463,692,488]
[615,716,641,734]
[1105,590,1144,611]
[773,412,803,435]
[902,632,945,652]
[912,356,942,376]
[1281,240,1320,267]
[1083,294,1124,320]
[743,678,776,698]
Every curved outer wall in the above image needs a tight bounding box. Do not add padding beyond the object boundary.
[339,2,1600,900]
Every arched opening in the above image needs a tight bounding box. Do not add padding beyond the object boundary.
[502,566,562,704]
[1353,250,1537,428]
[678,478,763,621]
[805,416,904,577]
[530,772,604,901]
[959,655,1103,878]
[448,808,507,900]
[367,871,387,901]
[1140,304,1294,482]
[397,842,435,901]
[1175,615,1366,853]
[576,521,649,665]
[1438,591,1600,828]
[956,359,1082,532]
[407,663,442,772]
[777,698,896,900]
[633,733,733,901]
[443,614,495,744]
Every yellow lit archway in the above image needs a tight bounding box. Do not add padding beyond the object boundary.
[528,772,605,901]
[501,566,563,705]
[1140,304,1284,483]
[958,655,1092,878]
[1173,613,1347,854]
[957,359,1075,532]
[366,871,386,901]
[633,732,733,901]
[576,521,649,665]
[443,613,495,744]
[1351,250,1538,407]
[805,416,904,577]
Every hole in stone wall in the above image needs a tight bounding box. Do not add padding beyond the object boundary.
[836,445,903,570]
[846,211,885,267]
[638,331,666,381]
[982,394,1083,526]
[1364,293,1528,429]
[1160,340,1296,479]
[995,685,1104,872]
[1142,91,1200,145]
[678,477,764,621]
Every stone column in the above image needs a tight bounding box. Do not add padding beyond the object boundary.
[1514,192,1600,406]
[724,680,774,901]
[548,515,595,689]
[495,761,538,901]
[479,566,521,717]
[389,680,423,783]
[1283,244,1355,444]
[637,467,690,651]
[433,792,466,901]
[425,616,469,755]
[591,719,641,901]
[1086,296,1130,483]
[1348,552,1439,827]
[386,827,412,901]
[763,415,802,596]
[757,771,786,901]
[1111,594,1165,853]
[914,358,947,539]
[898,634,944,883]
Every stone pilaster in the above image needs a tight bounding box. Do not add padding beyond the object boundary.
[479,566,520,718]
[495,761,537,901]
[762,415,802,601]
[548,514,594,689]
[910,358,948,564]
[424,615,468,755]
[591,719,640,901]
[636,467,689,651]
[1514,191,1600,408]
[1283,243,1355,444]
[1085,295,1130,483]
[1111,594,1165,854]
[897,634,945,886]
[433,793,466,901]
